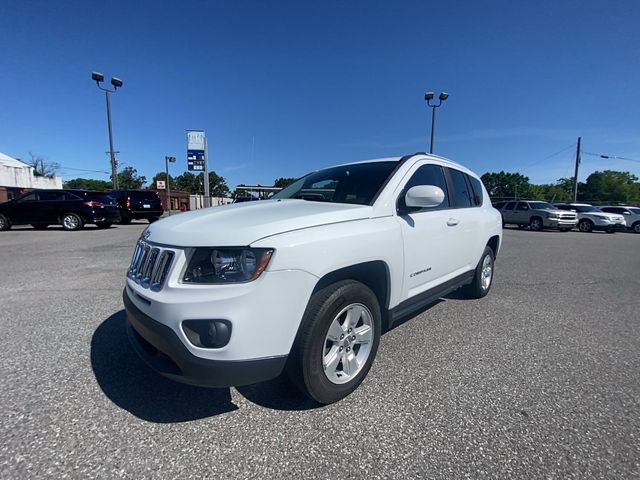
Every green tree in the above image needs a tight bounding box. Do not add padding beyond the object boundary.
[117,166,146,189]
[481,171,531,199]
[173,172,201,193]
[580,170,640,203]
[274,177,296,188]
[172,170,229,196]
[63,178,112,190]
[208,171,230,197]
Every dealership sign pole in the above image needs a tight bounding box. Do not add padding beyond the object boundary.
[187,130,210,207]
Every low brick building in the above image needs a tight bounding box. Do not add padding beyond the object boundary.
[0,151,62,202]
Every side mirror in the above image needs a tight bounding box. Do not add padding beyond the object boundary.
[405,185,445,209]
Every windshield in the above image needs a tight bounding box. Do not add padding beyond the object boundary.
[271,161,398,205]
[529,202,556,210]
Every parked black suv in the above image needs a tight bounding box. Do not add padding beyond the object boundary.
[109,190,163,224]
[0,189,120,231]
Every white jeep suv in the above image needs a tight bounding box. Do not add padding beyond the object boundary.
[123,153,502,403]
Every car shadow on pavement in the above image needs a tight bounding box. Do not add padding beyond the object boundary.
[91,311,239,423]
[236,376,322,411]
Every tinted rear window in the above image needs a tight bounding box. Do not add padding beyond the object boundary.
[129,191,160,201]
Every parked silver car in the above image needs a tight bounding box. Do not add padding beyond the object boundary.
[498,200,578,231]
[599,206,640,233]
[554,203,626,233]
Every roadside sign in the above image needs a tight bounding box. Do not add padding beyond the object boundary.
[156,180,166,190]
[187,130,206,171]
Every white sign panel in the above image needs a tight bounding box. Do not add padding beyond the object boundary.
[187,130,205,150]
[156,180,166,190]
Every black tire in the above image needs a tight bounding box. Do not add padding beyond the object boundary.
[559,228,569,232]
[578,219,593,233]
[517,224,527,229]
[0,214,10,231]
[96,222,112,229]
[605,228,615,234]
[463,246,495,299]
[61,213,84,231]
[31,224,49,230]
[148,217,160,223]
[529,217,544,231]
[633,222,640,234]
[119,217,132,225]
[286,280,381,404]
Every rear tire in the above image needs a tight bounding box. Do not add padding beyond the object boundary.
[0,214,10,231]
[633,222,640,234]
[578,219,593,233]
[148,217,160,223]
[287,280,381,404]
[61,213,84,231]
[119,217,132,225]
[463,246,495,299]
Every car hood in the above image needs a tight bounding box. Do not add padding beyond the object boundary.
[145,199,372,247]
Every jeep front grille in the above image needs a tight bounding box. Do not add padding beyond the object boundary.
[127,241,175,291]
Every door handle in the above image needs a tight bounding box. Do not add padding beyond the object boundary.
[447,218,459,226]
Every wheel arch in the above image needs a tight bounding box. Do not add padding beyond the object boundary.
[487,235,500,259]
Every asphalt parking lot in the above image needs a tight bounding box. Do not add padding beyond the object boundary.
[1,222,639,479]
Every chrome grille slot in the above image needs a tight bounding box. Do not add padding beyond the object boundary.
[127,240,176,292]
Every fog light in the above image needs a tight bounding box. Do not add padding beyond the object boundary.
[182,319,232,348]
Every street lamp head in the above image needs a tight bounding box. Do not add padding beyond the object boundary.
[439,92,449,101]
[111,77,123,89]
[166,156,176,163]
[91,71,104,83]
[424,91,435,101]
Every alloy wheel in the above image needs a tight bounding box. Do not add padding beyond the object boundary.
[322,303,374,385]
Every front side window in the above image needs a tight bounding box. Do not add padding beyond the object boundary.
[272,161,398,205]
[516,202,529,211]
[447,169,473,208]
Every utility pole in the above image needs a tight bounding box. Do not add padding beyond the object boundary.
[165,156,176,215]
[203,137,210,207]
[572,137,581,202]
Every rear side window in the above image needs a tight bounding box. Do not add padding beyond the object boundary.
[84,193,116,204]
[38,191,66,201]
[467,176,484,206]
[504,202,516,210]
[447,168,473,208]
[401,164,450,210]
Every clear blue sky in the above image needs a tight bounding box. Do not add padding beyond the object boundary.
[1,0,639,189]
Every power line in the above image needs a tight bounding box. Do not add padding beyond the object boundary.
[517,143,577,173]
[582,151,640,164]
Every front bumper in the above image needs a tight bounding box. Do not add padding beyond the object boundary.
[544,218,578,228]
[124,290,287,387]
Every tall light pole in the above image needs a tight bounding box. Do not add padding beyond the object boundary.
[165,156,176,215]
[424,91,449,154]
[92,71,123,189]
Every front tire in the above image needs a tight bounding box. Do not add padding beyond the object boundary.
[287,280,381,404]
[529,217,543,231]
[633,222,640,234]
[463,246,495,299]
[578,219,593,233]
[61,213,84,231]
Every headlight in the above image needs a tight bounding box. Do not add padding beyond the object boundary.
[183,248,273,284]
[547,213,559,219]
